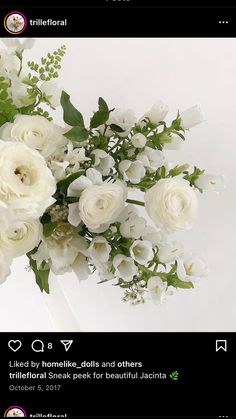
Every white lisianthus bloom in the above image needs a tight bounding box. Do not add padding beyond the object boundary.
[1,38,35,50]
[120,215,146,239]
[40,80,62,108]
[157,241,183,263]
[119,160,145,184]
[131,133,147,148]
[91,149,115,175]
[0,220,42,257]
[117,204,138,223]
[141,226,164,247]
[137,147,165,172]
[147,276,167,303]
[0,141,56,229]
[129,240,154,265]
[88,236,111,263]
[113,254,138,282]
[9,75,35,108]
[180,105,204,129]
[163,134,182,150]
[195,174,225,192]
[0,115,67,158]
[79,181,127,231]
[141,101,168,125]
[0,50,21,77]
[145,178,198,231]
[108,109,136,137]
[0,250,12,284]
[32,226,89,275]
[177,253,208,282]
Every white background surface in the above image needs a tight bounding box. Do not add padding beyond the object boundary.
[0,38,236,332]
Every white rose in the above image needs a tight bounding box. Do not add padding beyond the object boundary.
[145,178,198,231]
[177,253,208,282]
[0,115,67,158]
[120,215,146,239]
[0,220,42,257]
[0,141,56,228]
[40,80,62,108]
[108,109,136,137]
[180,105,204,129]
[157,241,183,263]
[147,276,167,303]
[0,250,12,284]
[91,149,115,175]
[129,240,153,265]
[113,254,138,282]
[195,174,225,192]
[137,147,165,172]
[79,182,127,231]
[131,133,147,148]
[119,160,145,184]
[88,236,111,263]
[141,101,168,125]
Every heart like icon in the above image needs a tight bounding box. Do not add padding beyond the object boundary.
[8,340,22,352]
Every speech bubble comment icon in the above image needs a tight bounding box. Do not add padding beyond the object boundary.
[31,340,44,353]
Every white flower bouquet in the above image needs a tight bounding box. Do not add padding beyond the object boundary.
[0,39,224,304]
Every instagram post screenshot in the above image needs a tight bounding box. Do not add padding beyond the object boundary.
[0,1,235,418]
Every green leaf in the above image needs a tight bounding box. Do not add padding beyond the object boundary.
[27,249,50,294]
[0,114,7,126]
[171,277,194,289]
[43,222,58,238]
[56,170,84,197]
[98,97,109,111]
[61,91,84,127]
[90,109,109,129]
[64,126,89,142]
[110,123,125,133]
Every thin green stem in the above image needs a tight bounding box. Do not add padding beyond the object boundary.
[126,199,145,207]
[108,137,123,153]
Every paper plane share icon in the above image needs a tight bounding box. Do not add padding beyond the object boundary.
[60,340,73,352]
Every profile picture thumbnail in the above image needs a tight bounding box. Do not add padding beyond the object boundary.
[4,406,27,417]
[4,11,27,35]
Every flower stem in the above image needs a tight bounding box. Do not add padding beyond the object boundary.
[126,199,145,207]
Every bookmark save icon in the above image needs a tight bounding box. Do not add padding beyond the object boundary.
[60,340,73,352]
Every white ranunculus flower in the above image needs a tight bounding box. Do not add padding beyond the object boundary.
[108,109,136,137]
[0,220,42,257]
[91,149,115,175]
[119,160,145,184]
[120,215,146,239]
[0,250,12,284]
[147,276,167,303]
[145,178,198,231]
[137,147,165,172]
[129,240,154,265]
[180,105,204,129]
[0,141,56,229]
[195,174,225,192]
[1,38,35,50]
[141,101,168,125]
[131,133,147,148]
[0,115,67,158]
[88,236,111,263]
[79,182,127,231]
[157,241,183,263]
[177,253,208,282]
[40,80,62,108]
[113,254,138,282]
